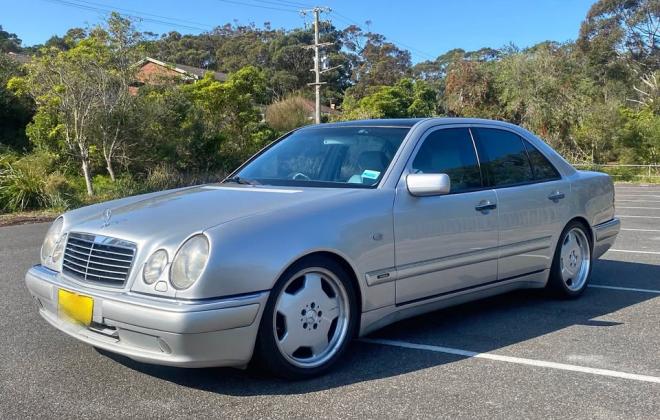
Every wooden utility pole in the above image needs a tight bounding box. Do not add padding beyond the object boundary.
[301,6,332,124]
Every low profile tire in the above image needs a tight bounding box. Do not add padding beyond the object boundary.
[547,220,593,298]
[254,255,358,379]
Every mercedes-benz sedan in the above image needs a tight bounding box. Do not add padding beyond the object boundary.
[26,118,620,379]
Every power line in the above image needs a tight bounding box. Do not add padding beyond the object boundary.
[70,0,214,29]
[252,0,313,9]
[329,10,436,61]
[214,0,299,13]
[40,0,212,32]
[271,0,315,8]
[42,0,437,61]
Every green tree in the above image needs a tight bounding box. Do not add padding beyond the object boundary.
[579,0,659,73]
[444,58,499,118]
[183,66,275,170]
[342,26,412,99]
[0,54,33,150]
[341,78,435,119]
[617,106,660,163]
[0,25,22,53]
[9,39,112,195]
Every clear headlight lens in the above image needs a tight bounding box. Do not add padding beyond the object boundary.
[143,249,168,285]
[41,217,64,271]
[170,235,209,290]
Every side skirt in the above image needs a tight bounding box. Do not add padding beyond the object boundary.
[358,269,548,337]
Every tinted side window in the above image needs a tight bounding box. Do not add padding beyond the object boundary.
[411,128,482,192]
[472,128,533,187]
[523,141,560,181]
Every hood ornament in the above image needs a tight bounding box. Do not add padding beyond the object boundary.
[101,209,112,228]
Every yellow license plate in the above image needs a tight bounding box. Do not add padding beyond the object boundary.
[58,289,93,326]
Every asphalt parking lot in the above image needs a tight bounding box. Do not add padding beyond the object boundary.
[1,184,659,419]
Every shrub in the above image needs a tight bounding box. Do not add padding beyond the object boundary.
[265,96,311,132]
[44,171,78,210]
[0,163,49,212]
[0,151,60,212]
[144,163,183,191]
[85,174,141,204]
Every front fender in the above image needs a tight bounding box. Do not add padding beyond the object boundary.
[175,189,397,312]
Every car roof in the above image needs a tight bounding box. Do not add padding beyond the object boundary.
[315,117,522,130]
[316,118,427,128]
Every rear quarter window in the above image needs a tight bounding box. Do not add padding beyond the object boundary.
[523,140,561,181]
[471,128,534,187]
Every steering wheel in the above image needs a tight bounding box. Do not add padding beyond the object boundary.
[291,172,311,181]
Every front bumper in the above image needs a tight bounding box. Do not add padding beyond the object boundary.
[25,265,269,368]
[593,217,620,259]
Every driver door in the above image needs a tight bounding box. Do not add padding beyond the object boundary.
[393,127,499,305]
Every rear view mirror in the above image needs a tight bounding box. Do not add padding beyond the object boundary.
[406,173,451,197]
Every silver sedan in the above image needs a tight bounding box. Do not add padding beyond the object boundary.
[25,118,620,379]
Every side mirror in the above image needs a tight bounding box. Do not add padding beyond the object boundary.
[406,173,451,197]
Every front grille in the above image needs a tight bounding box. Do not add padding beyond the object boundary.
[62,232,137,287]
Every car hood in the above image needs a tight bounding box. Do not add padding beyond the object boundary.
[65,184,357,244]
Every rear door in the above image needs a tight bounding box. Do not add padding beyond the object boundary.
[471,127,570,279]
[393,126,499,305]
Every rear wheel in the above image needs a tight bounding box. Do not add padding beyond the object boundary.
[254,256,357,379]
[548,221,593,298]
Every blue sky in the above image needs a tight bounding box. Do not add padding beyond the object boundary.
[3,0,596,62]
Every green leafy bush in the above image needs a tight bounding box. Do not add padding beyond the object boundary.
[0,163,48,212]
[44,171,78,210]
[0,151,58,212]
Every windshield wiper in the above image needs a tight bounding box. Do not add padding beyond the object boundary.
[222,176,260,185]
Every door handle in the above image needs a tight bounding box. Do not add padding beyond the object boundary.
[475,201,497,212]
[548,191,565,202]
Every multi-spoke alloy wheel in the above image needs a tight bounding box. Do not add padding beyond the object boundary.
[255,256,357,379]
[548,221,593,298]
[273,268,349,368]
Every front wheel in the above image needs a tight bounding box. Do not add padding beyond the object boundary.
[254,256,357,379]
[547,221,593,298]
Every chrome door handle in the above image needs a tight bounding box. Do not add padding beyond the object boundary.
[475,201,497,212]
[548,191,565,202]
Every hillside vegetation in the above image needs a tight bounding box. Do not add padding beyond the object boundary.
[0,0,658,213]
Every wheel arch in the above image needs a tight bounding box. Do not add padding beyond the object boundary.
[278,250,363,334]
[549,216,595,272]
[566,216,594,248]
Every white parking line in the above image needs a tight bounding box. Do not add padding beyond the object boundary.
[615,188,660,190]
[621,228,660,232]
[607,249,660,255]
[617,206,660,210]
[360,338,660,384]
[588,284,660,294]
[617,215,660,219]
[617,200,660,203]
[617,195,660,198]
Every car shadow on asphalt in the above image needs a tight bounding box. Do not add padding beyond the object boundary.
[97,258,658,395]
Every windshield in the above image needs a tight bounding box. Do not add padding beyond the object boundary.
[234,126,411,188]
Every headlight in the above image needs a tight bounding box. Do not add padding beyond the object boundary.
[170,235,209,290]
[41,217,65,271]
[143,249,168,284]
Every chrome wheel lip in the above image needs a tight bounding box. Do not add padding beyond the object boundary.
[560,227,591,292]
[273,267,350,369]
